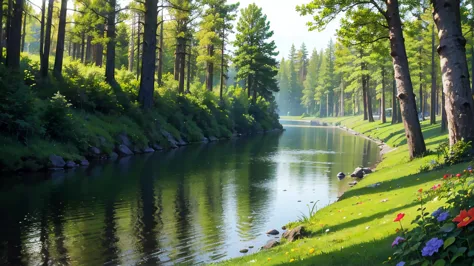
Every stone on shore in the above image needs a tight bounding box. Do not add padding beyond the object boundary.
[143,147,155,153]
[65,161,77,168]
[49,155,66,168]
[89,146,101,156]
[266,229,279,235]
[281,225,306,242]
[262,240,280,249]
[239,249,248,253]
[116,145,134,156]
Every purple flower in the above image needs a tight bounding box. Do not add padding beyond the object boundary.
[392,236,405,247]
[432,208,443,218]
[396,262,406,266]
[421,238,444,257]
[468,166,472,171]
[437,212,449,222]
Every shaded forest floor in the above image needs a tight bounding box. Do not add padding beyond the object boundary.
[218,116,467,266]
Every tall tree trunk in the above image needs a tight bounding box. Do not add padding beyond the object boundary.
[247,76,251,98]
[432,0,474,145]
[419,66,424,121]
[361,63,368,120]
[386,0,426,158]
[366,75,374,122]
[53,0,67,78]
[397,99,402,123]
[39,0,45,65]
[178,37,186,93]
[94,24,104,67]
[72,43,77,60]
[5,0,12,48]
[186,39,191,94]
[68,40,71,56]
[392,79,398,124]
[128,13,135,72]
[21,10,26,52]
[85,35,92,63]
[220,25,225,101]
[40,0,53,77]
[174,42,179,81]
[206,44,214,91]
[5,0,22,70]
[80,32,85,63]
[105,0,116,84]
[0,0,4,63]
[138,0,157,109]
[340,80,345,116]
[136,13,141,79]
[441,89,447,132]
[431,24,437,124]
[381,67,386,123]
[157,8,164,86]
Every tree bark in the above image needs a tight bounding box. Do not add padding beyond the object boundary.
[94,24,104,67]
[105,0,116,84]
[340,80,345,116]
[21,10,26,52]
[186,39,192,94]
[419,64,424,121]
[138,0,158,109]
[157,8,164,86]
[53,0,67,78]
[5,0,22,70]
[381,67,386,123]
[85,35,92,63]
[430,24,437,124]
[174,41,179,81]
[386,0,426,158]
[39,0,45,59]
[432,0,474,145]
[220,25,225,101]
[361,63,368,120]
[206,44,214,91]
[366,74,374,122]
[0,0,4,63]
[128,13,135,72]
[178,37,186,93]
[136,13,141,79]
[40,0,53,77]
[441,88,447,132]
[392,78,398,124]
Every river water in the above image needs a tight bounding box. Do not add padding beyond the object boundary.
[0,123,380,265]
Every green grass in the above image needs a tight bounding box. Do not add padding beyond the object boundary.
[218,116,465,266]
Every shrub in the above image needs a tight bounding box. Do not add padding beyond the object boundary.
[437,140,472,166]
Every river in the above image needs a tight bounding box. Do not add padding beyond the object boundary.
[0,123,380,265]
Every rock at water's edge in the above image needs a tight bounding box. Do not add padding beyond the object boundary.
[143,147,155,153]
[65,161,77,168]
[152,144,164,150]
[80,159,90,166]
[116,145,134,156]
[262,240,280,249]
[117,133,133,147]
[239,249,248,253]
[49,155,66,168]
[266,229,279,235]
[89,146,101,156]
[281,225,306,242]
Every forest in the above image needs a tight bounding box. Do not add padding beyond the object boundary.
[0,0,282,171]
[276,0,474,160]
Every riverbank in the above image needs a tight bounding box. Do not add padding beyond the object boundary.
[0,55,282,174]
[219,116,468,265]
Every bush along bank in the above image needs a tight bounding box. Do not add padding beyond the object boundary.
[0,55,282,173]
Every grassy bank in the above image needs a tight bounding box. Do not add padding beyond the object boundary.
[219,116,467,265]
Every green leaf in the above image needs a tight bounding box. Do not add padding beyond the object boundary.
[440,223,455,233]
[421,261,430,266]
[451,253,463,263]
[433,259,446,266]
[444,237,456,249]
[457,247,467,254]
[467,250,474,257]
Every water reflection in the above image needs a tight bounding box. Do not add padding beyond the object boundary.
[0,125,379,265]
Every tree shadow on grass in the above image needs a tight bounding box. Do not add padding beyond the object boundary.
[277,236,394,266]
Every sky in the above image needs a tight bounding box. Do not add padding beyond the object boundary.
[227,0,340,58]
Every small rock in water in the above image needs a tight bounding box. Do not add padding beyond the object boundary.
[281,226,287,230]
[239,249,248,253]
[266,229,279,235]
[297,200,301,202]
[249,246,254,249]
[310,201,314,203]
[337,172,346,180]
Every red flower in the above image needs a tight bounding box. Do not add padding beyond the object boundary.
[418,188,423,193]
[431,184,441,190]
[456,173,462,178]
[394,213,405,222]
[443,174,449,179]
[453,208,474,228]
[470,170,473,174]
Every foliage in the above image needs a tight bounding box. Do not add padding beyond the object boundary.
[437,140,472,166]
[390,169,474,266]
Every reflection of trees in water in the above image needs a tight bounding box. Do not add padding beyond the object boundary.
[50,189,69,265]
